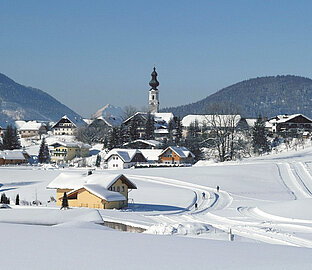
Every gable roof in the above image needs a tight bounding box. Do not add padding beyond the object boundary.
[160,146,195,158]
[123,139,161,148]
[50,141,90,149]
[52,115,85,128]
[123,112,147,124]
[104,149,147,163]
[182,114,242,128]
[74,184,126,202]
[18,121,46,131]
[269,114,312,124]
[0,150,26,160]
[47,172,137,190]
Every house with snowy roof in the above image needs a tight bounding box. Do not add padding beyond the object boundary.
[47,172,137,209]
[52,115,85,136]
[159,146,195,165]
[268,114,312,133]
[104,148,148,169]
[181,114,245,137]
[50,141,90,163]
[123,112,174,140]
[0,150,28,165]
[16,121,47,138]
[123,139,161,149]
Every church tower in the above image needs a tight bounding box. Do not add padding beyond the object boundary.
[148,66,159,113]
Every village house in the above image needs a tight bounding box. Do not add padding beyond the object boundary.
[0,150,28,165]
[47,172,137,209]
[181,114,248,137]
[268,114,312,134]
[104,148,148,169]
[15,120,47,138]
[52,115,85,136]
[50,141,90,163]
[159,146,195,165]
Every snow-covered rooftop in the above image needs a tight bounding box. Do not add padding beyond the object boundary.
[47,172,137,190]
[269,114,312,124]
[104,149,143,163]
[123,139,161,148]
[83,184,126,202]
[182,114,242,128]
[18,121,45,131]
[160,146,195,158]
[0,150,26,160]
[153,112,174,124]
[140,149,162,161]
[50,141,90,149]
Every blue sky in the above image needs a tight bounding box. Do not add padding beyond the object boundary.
[1,0,312,117]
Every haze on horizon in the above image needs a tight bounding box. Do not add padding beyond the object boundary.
[1,0,312,117]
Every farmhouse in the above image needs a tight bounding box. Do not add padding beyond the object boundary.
[47,172,137,209]
[17,121,47,138]
[181,114,242,137]
[0,150,28,165]
[52,115,85,135]
[268,114,312,133]
[159,146,195,164]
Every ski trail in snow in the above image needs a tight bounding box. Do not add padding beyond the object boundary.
[276,163,310,199]
[128,174,233,214]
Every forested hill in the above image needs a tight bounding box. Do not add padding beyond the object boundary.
[161,75,312,118]
[0,73,82,126]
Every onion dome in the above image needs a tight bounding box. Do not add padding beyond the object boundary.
[149,66,159,90]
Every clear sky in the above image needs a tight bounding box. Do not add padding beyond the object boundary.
[1,0,312,117]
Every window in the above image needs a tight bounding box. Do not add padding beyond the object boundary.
[112,186,115,191]
[117,186,120,192]
[122,186,125,192]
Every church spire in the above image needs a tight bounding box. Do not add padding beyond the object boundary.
[148,66,160,113]
[149,66,159,90]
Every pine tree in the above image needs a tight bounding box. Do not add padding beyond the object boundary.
[95,154,101,167]
[129,118,139,141]
[145,113,155,140]
[2,125,21,150]
[107,127,119,150]
[38,138,50,163]
[1,193,9,204]
[15,194,20,205]
[175,117,183,145]
[252,115,270,154]
[61,192,69,209]
[184,121,203,161]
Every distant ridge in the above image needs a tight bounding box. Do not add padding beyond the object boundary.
[0,73,83,126]
[162,75,312,118]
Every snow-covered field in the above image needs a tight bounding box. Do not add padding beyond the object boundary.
[2,146,312,269]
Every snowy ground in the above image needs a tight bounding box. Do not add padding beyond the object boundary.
[2,146,312,268]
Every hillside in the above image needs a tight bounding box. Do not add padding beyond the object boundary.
[0,73,82,126]
[162,75,312,118]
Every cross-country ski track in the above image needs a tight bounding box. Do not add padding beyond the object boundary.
[99,164,312,248]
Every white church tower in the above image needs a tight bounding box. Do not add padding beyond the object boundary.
[148,66,160,113]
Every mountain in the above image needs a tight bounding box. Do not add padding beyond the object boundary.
[162,75,312,118]
[92,104,124,126]
[0,73,83,127]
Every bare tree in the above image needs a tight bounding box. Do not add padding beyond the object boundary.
[204,102,242,162]
[122,105,138,120]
